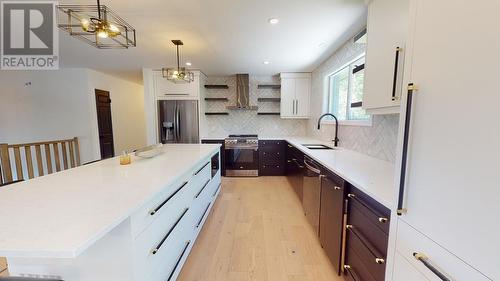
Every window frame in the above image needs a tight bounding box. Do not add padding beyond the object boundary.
[323,53,372,127]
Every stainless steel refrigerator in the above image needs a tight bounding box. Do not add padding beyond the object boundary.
[158,100,199,143]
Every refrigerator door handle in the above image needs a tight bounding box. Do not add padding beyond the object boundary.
[173,102,179,141]
[177,104,182,141]
[176,103,181,141]
[397,83,417,216]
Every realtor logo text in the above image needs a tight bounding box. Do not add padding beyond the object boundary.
[1,1,59,70]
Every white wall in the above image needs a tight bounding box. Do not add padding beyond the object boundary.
[86,69,146,157]
[307,32,400,162]
[0,68,146,164]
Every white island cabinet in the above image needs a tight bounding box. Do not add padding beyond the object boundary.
[0,144,222,281]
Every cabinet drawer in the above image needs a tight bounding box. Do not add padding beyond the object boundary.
[344,243,377,281]
[348,201,388,257]
[260,149,284,164]
[148,239,192,281]
[395,220,489,281]
[131,174,191,237]
[260,164,285,176]
[259,140,284,147]
[136,202,192,280]
[346,226,386,281]
[393,252,429,281]
[347,189,390,235]
[186,160,212,199]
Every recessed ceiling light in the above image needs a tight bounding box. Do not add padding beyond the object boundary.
[263,61,270,65]
[185,62,192,66]
[268,18,279,25]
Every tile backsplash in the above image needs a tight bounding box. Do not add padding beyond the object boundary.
[306,32,400,163]
[201,75,306,138]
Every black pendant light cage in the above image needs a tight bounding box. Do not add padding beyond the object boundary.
[162,40,194,83]
[57,1,136,49]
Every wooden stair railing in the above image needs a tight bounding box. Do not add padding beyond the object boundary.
[0,137,80,184]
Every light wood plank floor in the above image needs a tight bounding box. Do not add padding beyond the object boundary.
[178,177,343,281]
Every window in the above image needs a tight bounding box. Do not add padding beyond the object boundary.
[327,55,370,122]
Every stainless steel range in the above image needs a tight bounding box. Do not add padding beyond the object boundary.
[224,134,259,177]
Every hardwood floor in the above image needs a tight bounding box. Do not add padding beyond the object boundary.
[177,177,343,281]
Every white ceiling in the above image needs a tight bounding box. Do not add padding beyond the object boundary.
[58,0,367,83]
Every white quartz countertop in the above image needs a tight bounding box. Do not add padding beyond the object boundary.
[283,137,395,209]
[0,144,220,259]
[202,135,395,208]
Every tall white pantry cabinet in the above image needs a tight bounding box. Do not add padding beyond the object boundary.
[390,0,499,280]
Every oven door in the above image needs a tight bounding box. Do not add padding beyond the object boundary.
[224,147,259,176]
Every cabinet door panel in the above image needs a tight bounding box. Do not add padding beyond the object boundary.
[363,0,409,111]
[401,0,500,279]
[280,78,295,117]
[294,78,310,118]
[319,175,344,275]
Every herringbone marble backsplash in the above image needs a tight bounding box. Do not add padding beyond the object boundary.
[306,32,400,163]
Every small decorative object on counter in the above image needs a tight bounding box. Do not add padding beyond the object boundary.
[135,143,163,159]
[120,151,131,165]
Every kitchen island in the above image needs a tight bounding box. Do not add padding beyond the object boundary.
[0,144,222,281]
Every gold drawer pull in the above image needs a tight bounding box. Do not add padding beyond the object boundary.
[378,217,388,223]
[334,186,341,190]
[375,258,385,264]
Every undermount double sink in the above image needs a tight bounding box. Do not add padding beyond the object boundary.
[302,144,335,150]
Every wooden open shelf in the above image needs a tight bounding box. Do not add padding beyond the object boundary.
[204,85,229,89]
[257,98,281,102]
[257,84,281,89]
[204,98,229,101]
[205,112,229,115]
[257,112,280,115]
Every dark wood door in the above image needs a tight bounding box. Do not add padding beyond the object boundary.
[319,174,345,275]
[95,89,114,159]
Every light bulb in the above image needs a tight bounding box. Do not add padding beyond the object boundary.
[97,30,108,38]
[109,24,119,33]
[81,18,90,31]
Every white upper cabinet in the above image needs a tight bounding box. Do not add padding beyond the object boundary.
[363,0,409,114]
[153,70,202,100]
[280,73,311,119]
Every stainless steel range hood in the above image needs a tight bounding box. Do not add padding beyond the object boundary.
[226,74,258,110]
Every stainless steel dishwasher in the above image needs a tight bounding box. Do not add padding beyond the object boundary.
[302,156,322,235]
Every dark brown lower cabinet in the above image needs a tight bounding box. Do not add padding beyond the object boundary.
[259,140,286,176]
[319,173,345,275]
[344,185,391,281]
[285,143,304,201]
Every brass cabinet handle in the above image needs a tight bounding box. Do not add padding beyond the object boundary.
[346,224,353,229]
[378,217,388,223]
[343,265,360,280]
[334,186,341,190]
[375,258,385,264]
[413,252,451,281]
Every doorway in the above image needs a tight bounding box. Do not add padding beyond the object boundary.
[95,89,115,159]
